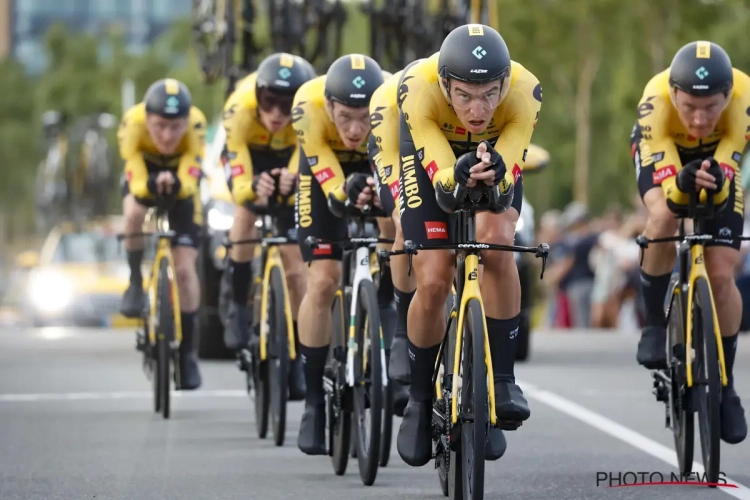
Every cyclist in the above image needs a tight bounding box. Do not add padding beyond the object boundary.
[222,53,316,401]
[388,24,542,467]
[292,54,394,455]
[118,78,207,390]
[633,40,748,444]
[369,61,426,415]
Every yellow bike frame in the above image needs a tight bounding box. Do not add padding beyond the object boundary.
[450,253,498,426]
[683,242,727,388]
[146,215,182,345]
[257,243,297,362]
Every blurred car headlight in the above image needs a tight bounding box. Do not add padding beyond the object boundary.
[28,272,74,313]
[208,202,235,231]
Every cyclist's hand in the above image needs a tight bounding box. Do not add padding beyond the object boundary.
[277,168,297,196]
[156,171,176,195]
[677,158,722,193]
[345,173,373,209]
[455,141,505,188]
[253,171,277,200]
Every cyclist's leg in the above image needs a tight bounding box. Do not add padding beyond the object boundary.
[120,175,150,317]
[168,192,204,390]
[295,152,346,456]
[225,146,259,353]
[476,178,530,427]
[277,208,307,401]
[705,178,746,444]
[395,117,454,467]
[631,123,679,368]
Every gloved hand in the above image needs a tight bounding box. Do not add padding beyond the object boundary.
[344,172,371,204]
[676,157,725,194]
[454,141,506,187]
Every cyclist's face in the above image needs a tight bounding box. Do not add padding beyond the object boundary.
[447,80,501,134]
[672,89,729,139]
[146,115,188,155]
[328,102,370,149]
[257,89,294,133]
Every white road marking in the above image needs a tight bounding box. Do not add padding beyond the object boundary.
[0,390,247,402]
[519,379,750,499]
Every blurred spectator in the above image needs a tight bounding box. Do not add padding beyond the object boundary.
[589,212,645,328]
[546,202,600,328]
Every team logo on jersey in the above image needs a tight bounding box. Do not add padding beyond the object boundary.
[533,83,543,102]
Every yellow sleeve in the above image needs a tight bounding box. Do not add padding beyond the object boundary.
[711,89,750,206]
[117,109,150,199]
[175,108,207,199]
[636,91,686,204]
[292,99,346,201]
[492,74,542,190]
[223,95,257,204]
[399,72,457,191]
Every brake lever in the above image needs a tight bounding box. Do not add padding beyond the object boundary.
[403,240,418,277]
[535,243,549,280]
[636,234,648,267]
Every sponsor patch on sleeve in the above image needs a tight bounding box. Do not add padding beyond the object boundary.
[314,167,335,184]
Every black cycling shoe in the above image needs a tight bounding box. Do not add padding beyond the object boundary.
[288,355,306,401]
[397,398,433,466]
[393,381,409,417]
[179,345,202,390]
[636,326,667,369]
[389,336,411,384]
[120,284,145,318]
[298,403,327,455]
[721,387,747,444]
[485,427,507,461]
[225,303,252,353]
[494,378,530,430]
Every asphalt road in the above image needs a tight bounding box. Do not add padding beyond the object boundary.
[1,327,750,500]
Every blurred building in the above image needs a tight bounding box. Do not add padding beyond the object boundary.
[0,0,191,73]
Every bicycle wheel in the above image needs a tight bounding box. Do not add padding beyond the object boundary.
[437,296,457,497]
[666,286,693,475]
[156,257,175,420]
[379,377,393,467]
[449,298,487,500]
[268,266,290,447]
[328,289,351,475]
[693,277,721,484]
[352,280,383,486]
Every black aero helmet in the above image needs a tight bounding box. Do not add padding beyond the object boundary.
[256,53,316,96]
[438,24,511,85]
[144,78,192,118]
[669,41,733,97]
[324,54,384,108]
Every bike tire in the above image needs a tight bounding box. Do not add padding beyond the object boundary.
[666,285,693,475]
[693,277,721,485]
[379,378,393,467]
[329,289,351,476]
[353,279,383,486]
[449,298,487,500]
[437,292,457,497]
[156,257,174,420]
[269,266,290,447]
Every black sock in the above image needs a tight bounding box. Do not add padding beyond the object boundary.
[639,271,672,327]
[722,333,739,389]
[230,259,251,304]
[407,338,440,401]
[180,311,196,350]
[394,288,415,343]
[127,250,144,286]
[300,344,328,405]
[487,314,521,381]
